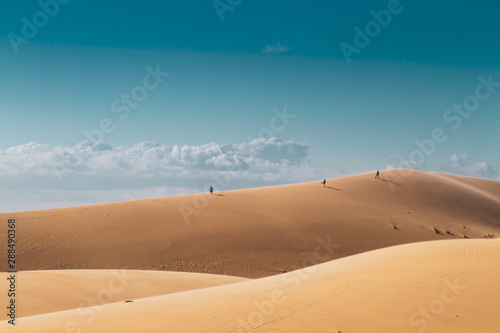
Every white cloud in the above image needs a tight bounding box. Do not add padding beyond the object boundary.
[386,153,500,180]
[261,43,291,54]
[6,140,497,213]
[445,154,499,179]
[0,138,321,211]
[0,137,310,179]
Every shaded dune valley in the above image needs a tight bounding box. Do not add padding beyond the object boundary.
[1,169,499,332]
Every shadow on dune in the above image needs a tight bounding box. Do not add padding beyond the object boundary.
[379,178,402,186]
[212,194,225,196]
[326,186,342,191]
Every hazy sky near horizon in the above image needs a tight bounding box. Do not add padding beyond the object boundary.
[1,0,499,212]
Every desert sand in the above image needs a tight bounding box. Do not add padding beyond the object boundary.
[1,239,499,332]
[1,169,499,332]
[0,270,248,318]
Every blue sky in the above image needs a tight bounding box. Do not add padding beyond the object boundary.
[1,0,499,212]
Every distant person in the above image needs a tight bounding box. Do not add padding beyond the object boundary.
[375,170,380,179]
[321,179,326,187]
[210,186,214,194]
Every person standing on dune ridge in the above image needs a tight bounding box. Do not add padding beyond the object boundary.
[375,170,380,179]
[321,179,326,187]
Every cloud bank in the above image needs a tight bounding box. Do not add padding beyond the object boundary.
[2,139,498,213]
[0,138,321,212]
[0,137,311,181]
[386,153,500,181]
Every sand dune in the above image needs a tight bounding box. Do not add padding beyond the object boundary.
[1,170,499,278]
[1,170,499,332]
[2,238,498,332]
[0,270,247,318]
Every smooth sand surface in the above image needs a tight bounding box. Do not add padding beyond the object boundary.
[1,170,499,278]
[0,270,248,318]
[2,239,498,332]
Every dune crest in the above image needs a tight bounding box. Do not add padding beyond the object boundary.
[0,270,248,318]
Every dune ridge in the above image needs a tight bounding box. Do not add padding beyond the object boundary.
[0,270,248,318]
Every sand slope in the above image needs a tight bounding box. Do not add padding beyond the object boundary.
[0,270,248,318]
[1,170,499,278]
[2,238,498,332]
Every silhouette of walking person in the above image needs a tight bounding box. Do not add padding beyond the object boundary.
[375,170,380,179]
[209,186,214,194]
[321,179,326,187]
